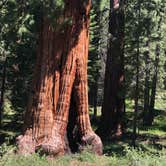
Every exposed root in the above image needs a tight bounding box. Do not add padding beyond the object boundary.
[80,131,103,155]
[37,133,65,157]
[16,130,36,155]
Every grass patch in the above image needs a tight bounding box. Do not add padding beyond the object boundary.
[0,91,166,165]
[0,146,166,166]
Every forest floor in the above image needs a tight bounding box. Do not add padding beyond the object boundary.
[0,91,166,166]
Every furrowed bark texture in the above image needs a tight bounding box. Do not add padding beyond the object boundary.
[97,0,125,138]
[17,0,102,156]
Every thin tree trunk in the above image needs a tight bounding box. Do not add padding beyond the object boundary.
[147,14,162,126]
[144,12,162,126]
[132,0,141,148]
[143,40,150,125]
[0,57,7,128]
[17,0,102,156]
[93,78,98,119]
[148,44,160,125]
[97,0,125,138]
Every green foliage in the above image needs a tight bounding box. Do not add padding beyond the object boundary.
[125,0,166,100]
[0,146,165,166]
[88,0,109,105]
[1,153,50,166]
[88,7,101,85]
[0,143,15,158]
[88,2,101,105]
[124,91,166,136]
[0,93,165,165]
[122,147,166,166]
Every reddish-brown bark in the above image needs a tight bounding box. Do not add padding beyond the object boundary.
[97,0,125,139]
[16,0,102,156]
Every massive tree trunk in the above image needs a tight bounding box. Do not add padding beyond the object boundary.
[17,0,102,156]
[97,0,125,138]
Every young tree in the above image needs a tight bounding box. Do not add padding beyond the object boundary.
[17,0,102,156]
[143,2,164,126]
[88,2,101,119]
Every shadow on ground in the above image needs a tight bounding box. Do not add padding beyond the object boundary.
[0,108,165,157]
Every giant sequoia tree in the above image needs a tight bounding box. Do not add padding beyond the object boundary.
[16,0,102,156]
[97,0,125,138]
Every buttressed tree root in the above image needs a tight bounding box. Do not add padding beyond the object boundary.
[16,0,102,157]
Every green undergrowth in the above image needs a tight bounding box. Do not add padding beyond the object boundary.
[0,92,165,165]
[0,145,166,166]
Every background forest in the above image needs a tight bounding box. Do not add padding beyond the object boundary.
[0,0,166,165]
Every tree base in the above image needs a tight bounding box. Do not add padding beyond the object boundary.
[79,131,103,155]
[16,129,103,156]
[16,130,36,155]
[37,133,66,157]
